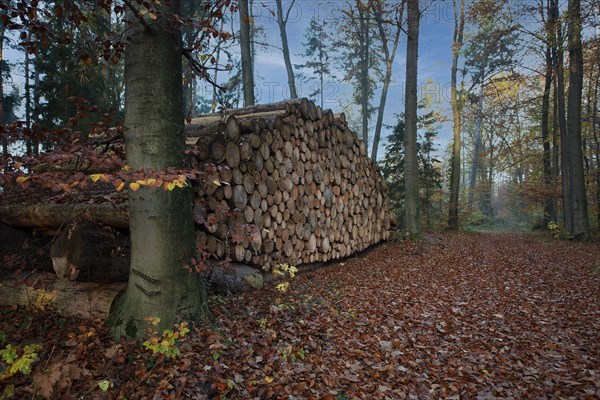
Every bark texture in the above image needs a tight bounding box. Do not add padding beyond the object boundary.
[403,0,420,237]
[448,0,464,230]
[108,1,209,339]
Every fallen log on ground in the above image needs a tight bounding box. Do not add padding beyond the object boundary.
[0,204,129,229]
[0,271,125,319]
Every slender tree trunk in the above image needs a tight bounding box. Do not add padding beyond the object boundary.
[468,79,484,210]
[108,1,209,338]
[370,0,403,163]
[448,0,465,230]
[0,15,6,157]
[404,0,420,237]
[550,0,572,231]
[239,0,255,106]
[211,18,225,111]
[565,0,590,239]
[371,65,392,162]
[541,40,554,227]
[552,78,559,222]
[358,2,370,147]
[275,0,297,99]
[591,70,599,231]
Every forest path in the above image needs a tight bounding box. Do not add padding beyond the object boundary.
[2,232,599,399]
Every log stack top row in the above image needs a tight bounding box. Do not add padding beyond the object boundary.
[186,98,391,271]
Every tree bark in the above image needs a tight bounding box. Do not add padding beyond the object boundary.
[0,13,6,156]
[550,0,572,232]
[541,38,555,226]
[108,1,210,339]
[239,0,255,106]
[448,0,465,230]
[403,0,420,237]
[275,0,297,99]
[565,0,590,239]
[357,1,370,147]
[0,204,129,229]
[370,0,403,163]
[468,80,484,210]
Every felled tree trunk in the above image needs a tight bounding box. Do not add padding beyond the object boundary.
[0,204,129,229]
[0,271,125,319]
[50,221,130,282]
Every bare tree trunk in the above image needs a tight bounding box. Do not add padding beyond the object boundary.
[275,0,297,99]
[541,37,554,227]
[358,2,370,147]
[370,0,403,162]
[552,78,559,222]
[239,0,255,106]
[1,16,7,156]
[108,0,209,338]
[550,0,572,231]
[404,0,420,237]
[448,0,465,230]
[468,79,484,210]
[565,0,590,239]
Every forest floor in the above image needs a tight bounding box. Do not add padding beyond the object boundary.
[1,232,600,400]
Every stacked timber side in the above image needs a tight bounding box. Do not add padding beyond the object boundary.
[187,98,391,270]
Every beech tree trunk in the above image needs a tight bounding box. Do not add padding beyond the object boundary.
[468,80,484,210]
[550,0,572,232]
[565,0,590,239]
[541,39,555,226]
[108,1,209,339]
[403,0,420,237]
[448,0,465,230]
[239,0,255,106]
[275,0,297,99]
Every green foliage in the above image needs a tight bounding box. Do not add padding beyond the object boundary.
[548,221,573,240]
[0,343,42,381]
[380,102,443,228]
[142,317,190,359]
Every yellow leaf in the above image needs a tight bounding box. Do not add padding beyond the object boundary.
[90,174,103,182]
[264,376,274,384]
[148,12,157,20]
[130,182,140,191]
[137,180,147,186]
[174,179,185,188]
[15,176,29,183]
[167,182,176,191]
[483,369,489,374]
[146,178,156,186]
[139,8,148,15]
[122,165,132,171]
[116,181,125,191]
[212,180,221,187]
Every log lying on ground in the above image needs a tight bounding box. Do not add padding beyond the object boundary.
[50,221,130,282]
[0,204,129,229]
[0,271,125,319]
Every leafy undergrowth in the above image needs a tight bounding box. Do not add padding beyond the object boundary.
[1,232,600,399]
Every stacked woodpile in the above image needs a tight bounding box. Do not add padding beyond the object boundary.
[187,98,391,270]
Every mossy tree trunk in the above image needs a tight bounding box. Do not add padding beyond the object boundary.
[108,0,209,339]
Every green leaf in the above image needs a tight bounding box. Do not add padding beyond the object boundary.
[98,380,111,391]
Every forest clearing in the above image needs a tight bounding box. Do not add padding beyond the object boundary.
[1,232,599,399]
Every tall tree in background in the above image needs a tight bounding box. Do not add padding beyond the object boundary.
[565,0,590,239]
[297,16,331,107]
[403,0,420,237]
[335,0,381,148]
[109,0,209,338]
[549,0,572,231]
[541,0,557,225]
[448,0,465,230]
[369,0,404,162]
[239,0,255,106]
[463,4,516,210]
[275,0,297,99]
